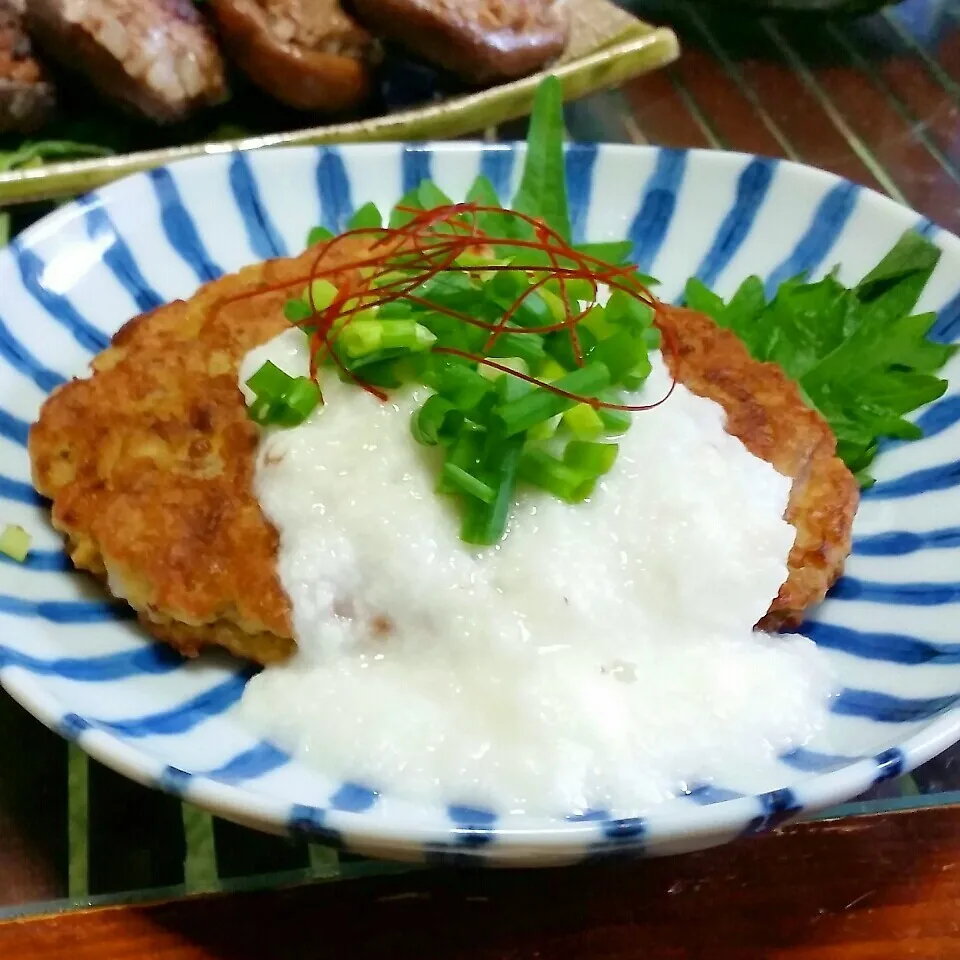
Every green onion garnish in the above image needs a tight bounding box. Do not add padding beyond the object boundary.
[0,524,31,563]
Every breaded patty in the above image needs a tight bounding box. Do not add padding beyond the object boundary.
[656,305,859,631]
[30,261,857,665]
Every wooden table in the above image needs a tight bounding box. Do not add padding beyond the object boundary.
[4,0,960,954]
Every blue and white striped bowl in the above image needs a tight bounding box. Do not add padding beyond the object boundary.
[2,142,959,865]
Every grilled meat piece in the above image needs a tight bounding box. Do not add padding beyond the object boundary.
[25,0,227,124]
[350,0,568,85]
[207,0,374,112]
[0,0,55,133]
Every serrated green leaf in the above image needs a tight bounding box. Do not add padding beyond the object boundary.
[691,228,952,487]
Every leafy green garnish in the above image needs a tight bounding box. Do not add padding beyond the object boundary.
[685,230,956,484]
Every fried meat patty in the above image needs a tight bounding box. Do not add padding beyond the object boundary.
[30,258,858,665]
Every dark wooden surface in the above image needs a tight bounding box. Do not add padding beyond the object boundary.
[2,0,960,948]
[6,804,960,959]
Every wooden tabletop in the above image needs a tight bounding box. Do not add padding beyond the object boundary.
[6,804,960,959]
[4,0,960,954]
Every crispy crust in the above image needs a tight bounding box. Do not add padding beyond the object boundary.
[31,264,857,665]
[656,305,859,630]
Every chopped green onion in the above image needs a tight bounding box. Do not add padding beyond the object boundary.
[246,360,294,401]
[604,290,654,331]
[284,298,314,323]
[538,286,567,322]
[494,362,611,436]
[442,463,496,503]
[479,357,528,381]
[460,436,524,545]
[620,352,653,391]
[249,396,278,424]
[562,403,605,440]
[274,378,322,426]
[590,329,645,384]
[564,441,619,476]
[545,327,598,370]
[496,369,533,405]
[439,431,485,494]
[0,524,31,563]
[489,332,546,368]
[306,280,339,312]
[528,413,562,441]
[246,362,321,426]
[596,394,632,435]
[519,449,596,503]
[581,305,615,340]
[339,320,436,359]
[431,364,493,412]
[412,395,465,446]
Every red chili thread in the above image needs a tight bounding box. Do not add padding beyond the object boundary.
[223,202,674,411]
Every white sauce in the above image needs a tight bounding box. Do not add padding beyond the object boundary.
[238,329,837,816]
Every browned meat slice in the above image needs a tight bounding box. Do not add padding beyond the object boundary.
[207,0,374,112]
[350,0,568,85]
[0,0,55,133]
[25,0,227,124]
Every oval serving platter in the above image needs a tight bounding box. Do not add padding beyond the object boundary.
[1,142,959,866]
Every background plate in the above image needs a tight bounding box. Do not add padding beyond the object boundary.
[0,0,677,207]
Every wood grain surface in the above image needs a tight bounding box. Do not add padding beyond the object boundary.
[4,805,960,959]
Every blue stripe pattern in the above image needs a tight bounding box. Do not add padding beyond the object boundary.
[854,527,960,556]
[401,145,432,194]
[628,149,687,272]
[228,153,287,260]
[803,622,960,665]
[205,741,290,782]
[0,474,42,505]
[834,689,960,723]
[10,241,109,353]
[0,549,69,571]
[831,577,960,606]
[0,312,66,393]
[780,747,861,772]
[694,157,777,289]
[148,169,222,283]
[92,670,254,738]
[866,459,960,499]
[0,642,182,680]
[0,595,132,624]
[764,180,859,294]
[932,287,960,343]
[75,194,164,313]
[0,409,29,447]
[564,144,598,244]
[479,147,515,201]
[315,148,354,233]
